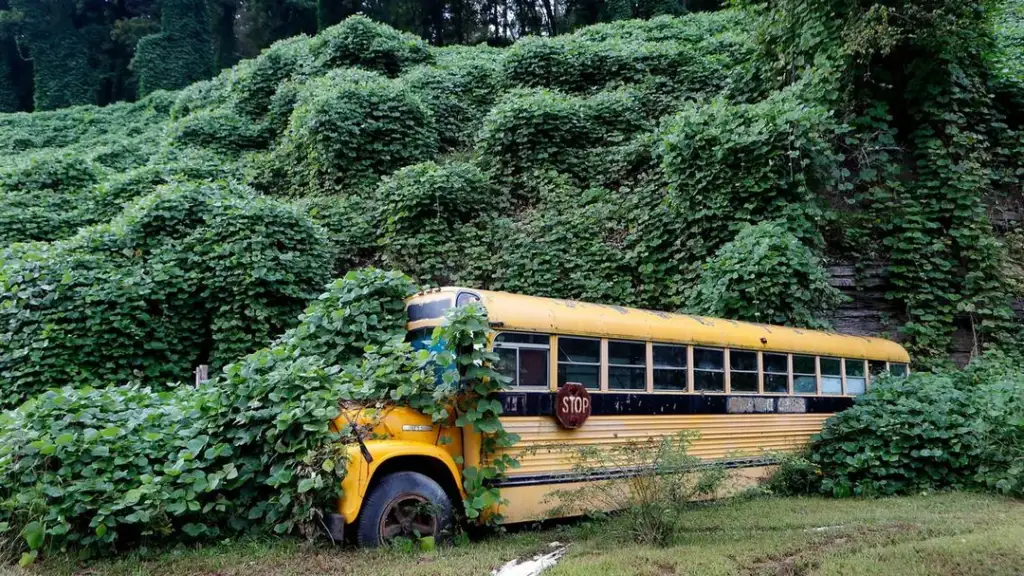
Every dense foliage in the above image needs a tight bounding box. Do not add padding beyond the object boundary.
[688,221,846,329]
[771,354,1024,499]
[0,269,514,560]
[2,5,1022,386]
[2,0,1024,559]
[134,0,215,96]
[0,0,717,113]
[0,181,332,407]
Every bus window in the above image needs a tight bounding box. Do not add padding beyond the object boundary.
[558,337,601,390]
[821,358,842,394]
[693,348,724,392]
[653,344,687,391]
[763,353,789,393]
[793,355,817,394]
[494,332,549,389]
[868,360,887,385]
[890,363,908,377]
[845,359,866,395]
[729,350,758,393]
[405,327,435,351]
[608,340,646,391]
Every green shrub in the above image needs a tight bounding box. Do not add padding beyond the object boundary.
[0,153,104,244]
[487,183,635,304]
[0,98,170,156]
[167,106,270,155]
[308,15,432,76]
[687,221,846,329]
[230,35,314,120]
[477,88,647,192]
[298,193,382,274]
[657,92,834,259]
[133,0,215,96]
[502,35,725,97]
[402,46,505,151]
[0,181,332,407]
[792,355,1024,498]
[378,161,495,284]
[0,269,417,556]
[169,75,234,121]
[549,431,725,545]
[266,69,437,195]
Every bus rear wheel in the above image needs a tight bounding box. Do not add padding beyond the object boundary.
[356,471,453,547]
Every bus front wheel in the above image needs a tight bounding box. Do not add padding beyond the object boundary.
[356,471,454,547]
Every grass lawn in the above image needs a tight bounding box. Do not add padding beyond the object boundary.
[15,492,1024,576]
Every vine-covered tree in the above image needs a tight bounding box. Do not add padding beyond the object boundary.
[1,0,98,110]
[134,0,215,96]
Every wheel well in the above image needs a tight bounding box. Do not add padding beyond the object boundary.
[364,455,464,516]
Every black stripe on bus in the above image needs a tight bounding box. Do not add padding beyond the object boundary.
[494,457,775,488]
[497,391,853,417]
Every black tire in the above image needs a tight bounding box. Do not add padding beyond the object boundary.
[356,471,454,548]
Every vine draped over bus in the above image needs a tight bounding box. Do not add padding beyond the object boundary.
[0,268,517,561]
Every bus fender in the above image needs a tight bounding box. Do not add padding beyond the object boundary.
[338,440,464,524]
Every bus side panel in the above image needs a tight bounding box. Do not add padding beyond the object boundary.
[499,466,776,524]
[493,413,830,523]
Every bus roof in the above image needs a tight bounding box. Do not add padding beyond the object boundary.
[407,287,910,363]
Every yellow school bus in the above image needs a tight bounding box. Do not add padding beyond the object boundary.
[329,287,910,546]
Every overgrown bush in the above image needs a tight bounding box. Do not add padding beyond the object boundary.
[265,69,437,195]
[133,0,214,96]
[0,181,331,407]
[0,153,105,243]
[402,46,505,151]
[167,106,270,155]
[0,268,516,560]
[486,183,636,304]
[308,15,432,76]
[503,35,725,98]
[378,161,495,284]
[658,91,834,258]
[549,431,725,545]
[774,355,1024,498]
[477,88,647,192]
[0,269,415,559]
[687,221,846,329]
[230,35,314,120]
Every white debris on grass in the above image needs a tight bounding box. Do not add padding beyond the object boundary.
[809,525,844,532]
[492,542,567,576]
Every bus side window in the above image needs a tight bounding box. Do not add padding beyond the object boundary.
[653,344,687,391]
[821,358,842,394]
[868,360,887,385]
[729,350,758,393]
[845,359,866,395]
[763,353,788,393]
[558,337,601,390]
[608,340,646,391]
[890,363,908,377]
[494,332,550,389]
[793,355,817,394]
[693,348,724,392]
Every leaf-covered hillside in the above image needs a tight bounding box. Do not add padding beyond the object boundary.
[3,2,1024,406]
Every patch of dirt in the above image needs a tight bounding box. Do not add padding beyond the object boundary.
[655,561,676,575]
[741,522,920,576]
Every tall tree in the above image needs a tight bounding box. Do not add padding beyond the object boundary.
[2,0,98,110]
[318,0,361,31]
[0,0,30,111]
[213,0,239,69]
[133,0,214,96]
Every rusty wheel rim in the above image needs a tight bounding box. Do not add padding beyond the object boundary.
[378,494,438,542]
